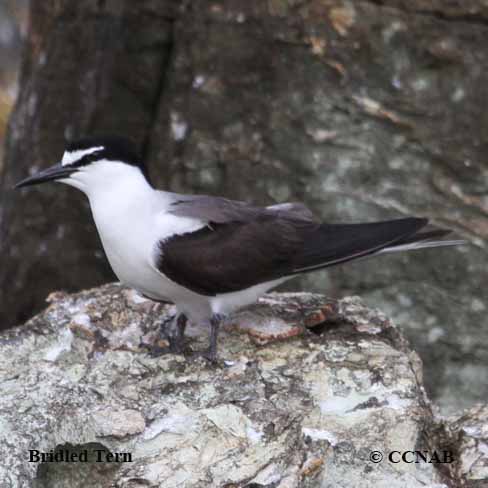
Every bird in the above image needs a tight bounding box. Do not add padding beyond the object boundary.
[16,135,464,360]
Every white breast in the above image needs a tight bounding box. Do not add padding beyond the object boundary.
[89,186,214,320]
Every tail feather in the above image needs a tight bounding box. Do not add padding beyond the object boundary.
[293,217,427,273]
[379,225,466,253]
[379,239,466,254]
[292,217,464,274]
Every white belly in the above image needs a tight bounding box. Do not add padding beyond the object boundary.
[91,201,213,321]
[102,233,214,321]
[211,277,290,315]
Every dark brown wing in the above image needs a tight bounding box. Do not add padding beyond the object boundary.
[155,216,428,296]
[157,216,311,296]
[291,218,427,272]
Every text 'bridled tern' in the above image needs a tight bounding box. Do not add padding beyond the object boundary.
[16,136,464,360]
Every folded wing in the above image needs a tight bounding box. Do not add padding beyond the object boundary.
[156,214,432,296]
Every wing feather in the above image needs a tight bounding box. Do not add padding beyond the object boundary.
[157,216,309,295]
[156,215,429,296]
[167,195,316,223]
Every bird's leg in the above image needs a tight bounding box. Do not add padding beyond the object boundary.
[169,313,187,353]
[207,313,222,360]
[144,312,188,356]
[160,312,188,353]
[190,313,225,362]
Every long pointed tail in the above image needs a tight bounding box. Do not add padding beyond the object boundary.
[292,217,465,274]
[378,226,466,255]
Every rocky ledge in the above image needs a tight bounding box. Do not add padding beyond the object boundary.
[0,283,486,488]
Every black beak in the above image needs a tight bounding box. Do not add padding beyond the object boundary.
[15,163,77,189]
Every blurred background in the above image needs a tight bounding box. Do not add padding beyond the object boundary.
[0,0,28,165]
[0,1,486,416]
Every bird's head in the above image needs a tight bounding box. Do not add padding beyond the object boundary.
[15,136,151,196]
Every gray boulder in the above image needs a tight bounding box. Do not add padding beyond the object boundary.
[1,284,485,487]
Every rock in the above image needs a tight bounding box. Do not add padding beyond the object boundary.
[454,406,488,486]
[2,283,484,487]
[431,404,488,487]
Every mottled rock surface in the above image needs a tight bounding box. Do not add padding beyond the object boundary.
[1,284,484,487]
[432,404,488,488]
[454,406,488,487]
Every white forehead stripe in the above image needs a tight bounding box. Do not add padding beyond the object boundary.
[61,146,104,167]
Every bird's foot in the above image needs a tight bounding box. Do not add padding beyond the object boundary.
[143,312,225,363]
[187,313,225,364]
[141,342,172,357]
[188,347,219,364]
[141,313,188,357]
[141,337,187,357]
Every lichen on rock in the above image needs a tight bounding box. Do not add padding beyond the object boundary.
[0,283,485,487]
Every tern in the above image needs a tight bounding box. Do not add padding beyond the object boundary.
[16,136,464,360]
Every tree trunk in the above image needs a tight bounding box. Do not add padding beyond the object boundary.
[0,0,178,324]
[1,0,487,412]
